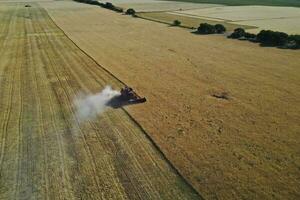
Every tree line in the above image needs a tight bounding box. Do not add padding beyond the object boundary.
[228,28,300,49]
[194,22,299,49]
[73,0,136,15]
[73,1,299,50]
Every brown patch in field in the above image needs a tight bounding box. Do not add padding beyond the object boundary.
[211,91,230,100]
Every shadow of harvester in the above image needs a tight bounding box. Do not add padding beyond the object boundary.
[106,93,147,109]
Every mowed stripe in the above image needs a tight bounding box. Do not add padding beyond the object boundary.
[0,3,200,199]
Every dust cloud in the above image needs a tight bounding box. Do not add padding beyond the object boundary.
[74,86,120,123]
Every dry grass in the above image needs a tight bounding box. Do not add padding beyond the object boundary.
[0,3,199,199]
[43,1,300,199]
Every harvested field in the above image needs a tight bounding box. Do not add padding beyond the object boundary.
[174,5,300,34]
[175,6,300,21]
[44,1,300,199]
[164,0,300,7]
[107,0,300,33]
[231,17,300,34]
[137,12,255,31]
[0,2,200,199]
[109,0,221,12]
[111,0,300,33]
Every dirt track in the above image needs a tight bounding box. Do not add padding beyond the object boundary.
[0,3,200,199]
[43,1,300,199]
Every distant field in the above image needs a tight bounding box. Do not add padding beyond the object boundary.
[110,1,220,12]
[111,0,300,34]
[164,0,300,7]
[232,17,300,34]
[176,6,300,21]
[137,12,255,31]
[174,6,300,34]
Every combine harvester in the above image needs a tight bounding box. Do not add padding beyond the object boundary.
[107,86,146,108]
[120,86,146,104]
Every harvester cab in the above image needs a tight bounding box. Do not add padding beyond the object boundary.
[119,86,146,103]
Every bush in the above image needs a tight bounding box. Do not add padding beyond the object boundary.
[196,23,227,34]
[288,35,300,47]
[126,8,136,15]
[215,24,226,33]
[257,30,288,46]
[244,32,256,39]
[89,0,100,5]
[113,7,123,13]
[228,28,246,39]
[228,28,298,49]
[173,20,181,26]
[103,2,114,9]
[98,2,105,7]
[197,23,216,34]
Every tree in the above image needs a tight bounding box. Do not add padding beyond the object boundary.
[214,24,226,34]
[197,23,216,34]
[113,7,123,13]
[104,2,114,9]
[288,35,300,48]
[228,28,246,39]
[244,32,256,39]
[89,0,100,5]
[173,20,181,26]
[126,8,136,15]
[257,30,288,46]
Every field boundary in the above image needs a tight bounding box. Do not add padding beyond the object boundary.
[136,11,257,31]
[43,6,204,199]
[135,14,195,29]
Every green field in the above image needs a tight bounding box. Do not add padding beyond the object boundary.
[165,0,300,7]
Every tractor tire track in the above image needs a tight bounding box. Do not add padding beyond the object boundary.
[34,8,105,197]
[33,14,74,199]
[0,7,24,200]
[0,4,19,174]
